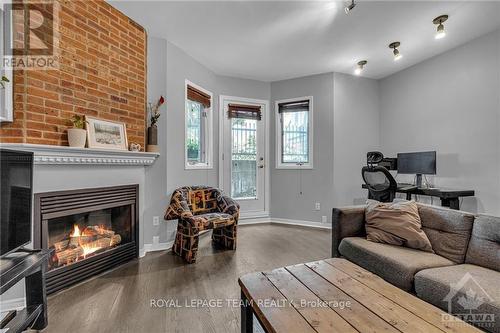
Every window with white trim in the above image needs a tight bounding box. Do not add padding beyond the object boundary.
[276,97,313,169]
[185,81,213,169]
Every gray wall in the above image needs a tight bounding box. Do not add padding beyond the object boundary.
[144,38,270,245]
[145,37,169,244]
[379,29,500,215]
[164,40,219,242]
[270,73,335,223]
[268,73,382,223]
[333,73,380,206]
[218,75,270,101]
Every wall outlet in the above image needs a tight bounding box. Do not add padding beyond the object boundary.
[315,202,321,211]
[153,216,160,226]
[321,216,327,223]
[153,236,159,245]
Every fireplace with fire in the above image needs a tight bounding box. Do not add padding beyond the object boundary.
[34,185,138,294]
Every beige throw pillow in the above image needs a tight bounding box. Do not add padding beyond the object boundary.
[365,200,434,252]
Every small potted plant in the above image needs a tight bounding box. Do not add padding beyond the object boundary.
[0,75,9,89]
[146,96,165,152]
[187,139,200,159]
[67,115,87,148]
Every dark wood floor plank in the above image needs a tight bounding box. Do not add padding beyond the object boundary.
[264,267,358,333]
[45,224,331,333]
[239,272,317,333]
[286,264,399,333]
[307,261,449,333]
[325,258,482,333]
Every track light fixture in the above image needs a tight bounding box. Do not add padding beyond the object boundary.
[389,42,402,61]
[433,15,448,39]
[354,60,367,75]
[345,0,356,14]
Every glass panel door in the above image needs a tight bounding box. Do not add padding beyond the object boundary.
[231,118,257,199]
[221,98,267,214]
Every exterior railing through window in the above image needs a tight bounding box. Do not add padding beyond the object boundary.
[231,120,257,199]
[282,124,308,163]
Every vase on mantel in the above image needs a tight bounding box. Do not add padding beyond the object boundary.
[146,124,159,152]
[67,128,87,148]
[146,96,164,153]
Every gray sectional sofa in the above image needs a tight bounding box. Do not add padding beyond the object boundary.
[332,203,500,333]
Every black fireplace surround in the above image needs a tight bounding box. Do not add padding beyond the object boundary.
[34,185,139,294]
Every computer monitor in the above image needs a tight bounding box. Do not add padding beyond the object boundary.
[397,151,436,187]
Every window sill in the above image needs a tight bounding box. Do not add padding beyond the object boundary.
[276,164,314,170]
[185,164,213,170]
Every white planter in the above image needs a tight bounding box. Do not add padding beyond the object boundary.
[67,128,87,148]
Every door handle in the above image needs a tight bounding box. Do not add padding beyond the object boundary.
[258,165,264,169]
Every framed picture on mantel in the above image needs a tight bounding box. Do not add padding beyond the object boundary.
[86,117,128,151]
[0,7,13,123]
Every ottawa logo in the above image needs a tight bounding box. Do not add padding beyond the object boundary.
[442,272,495,329]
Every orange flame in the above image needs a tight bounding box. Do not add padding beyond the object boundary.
[70,224,81,237]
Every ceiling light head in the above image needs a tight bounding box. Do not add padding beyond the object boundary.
[354,60,367,75]
[389,42,402,61]
[345,0,356,14]
[433,15,448,39]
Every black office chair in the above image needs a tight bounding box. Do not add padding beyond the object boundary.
[362,152,397,202]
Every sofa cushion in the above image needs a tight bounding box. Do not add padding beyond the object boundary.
[415,264,500,333]
[418,204,474,263]
[465,215,500,272]
[365,200,433,252]
[338,237,454,291]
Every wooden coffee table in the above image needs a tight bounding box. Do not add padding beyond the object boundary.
[239,258,482,333]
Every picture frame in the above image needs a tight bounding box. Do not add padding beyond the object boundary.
[0,7,13,123]
[86,116,128,151]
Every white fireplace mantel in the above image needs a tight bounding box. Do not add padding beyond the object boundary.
[0,144,160,166]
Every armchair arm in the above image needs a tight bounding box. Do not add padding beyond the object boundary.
[331,205,367,258]
[216,194,240,219]
[164,190,193,221]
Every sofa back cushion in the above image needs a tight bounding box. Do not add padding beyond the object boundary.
[365,200,434,252]
[465,215,500,272]
[418,204,474,263]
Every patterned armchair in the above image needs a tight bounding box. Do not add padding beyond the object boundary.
[164,186,240,263]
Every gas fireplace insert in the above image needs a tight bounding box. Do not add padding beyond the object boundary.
[34,185,139,294]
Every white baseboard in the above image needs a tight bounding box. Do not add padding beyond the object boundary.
[240,215,331,229]
[271,218,331,229]
[239,211,270,220]
[239,217,272,225]
[139,241,174,257]
[0,297,25,312]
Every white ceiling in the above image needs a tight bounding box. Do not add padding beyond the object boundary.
[113,1,500,81]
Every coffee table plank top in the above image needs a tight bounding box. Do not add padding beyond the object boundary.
[285,264,399,333]
[239,272,316,333]
[325,258,481,333]
[263,267,357,333]
[239,258,482,333]
[306,261,443,333]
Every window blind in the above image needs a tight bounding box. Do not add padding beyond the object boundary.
[187,85,211,108]
[278,100,309,113]
[227,104,262,121]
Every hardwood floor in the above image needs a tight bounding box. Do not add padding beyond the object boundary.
[44,224,331,333]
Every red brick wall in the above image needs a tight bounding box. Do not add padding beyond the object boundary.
[0,0,147,148]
